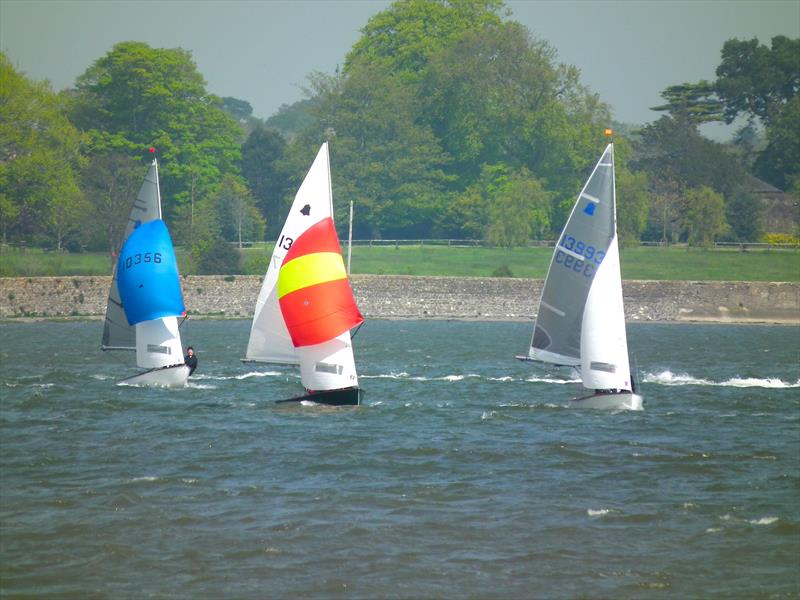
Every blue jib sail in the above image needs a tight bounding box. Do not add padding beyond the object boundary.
[117,219,185,326]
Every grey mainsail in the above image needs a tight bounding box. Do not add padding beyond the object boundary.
[527,144,616,366]
[101,159,163,351]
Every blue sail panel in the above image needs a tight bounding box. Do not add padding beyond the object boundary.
[117,219,185,326]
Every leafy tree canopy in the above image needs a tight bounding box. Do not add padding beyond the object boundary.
[346,0,505,77]
[71,42,243,222]
[0,52,84,246]
[715,35,800,126]
[650,80,724,124]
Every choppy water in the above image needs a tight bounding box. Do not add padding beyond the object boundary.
[1,320,798,599]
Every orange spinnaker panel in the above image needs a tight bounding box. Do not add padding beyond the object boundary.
[278,218,363,347]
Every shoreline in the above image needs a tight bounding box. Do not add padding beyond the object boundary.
[0,275,798,325]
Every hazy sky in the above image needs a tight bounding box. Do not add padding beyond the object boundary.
[1,0,798,136]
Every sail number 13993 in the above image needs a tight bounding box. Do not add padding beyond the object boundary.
[555,235,605,278]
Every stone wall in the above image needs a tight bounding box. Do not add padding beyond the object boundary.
[0,275,797,323]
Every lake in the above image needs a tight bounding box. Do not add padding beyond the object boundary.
[1,320,798,598]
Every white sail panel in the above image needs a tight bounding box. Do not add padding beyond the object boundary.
[102,160,163,350]
[245,143,334,364]
[297,331,359,392]
[580,237,632,391]
[135,316,184,369]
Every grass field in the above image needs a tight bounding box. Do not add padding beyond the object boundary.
[1,244,798,281]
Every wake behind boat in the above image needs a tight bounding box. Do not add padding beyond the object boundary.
[243,142,364,406]
[518,131,643,410]
[101,152,190,387]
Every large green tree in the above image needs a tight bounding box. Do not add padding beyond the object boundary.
[485,168,551,246]
[633,116,755,242]
[715,36,799,190]
[79,153,144,255]
[346,0,504,77]
[286,0,612,241]
[0,53,84,247]
[650,80,724,124]
[71,42,243,231]
[683,186,730,247]
[241,126,289,239]
[293,63,453,239]
[753,95,800,191]
[715,35,800,126]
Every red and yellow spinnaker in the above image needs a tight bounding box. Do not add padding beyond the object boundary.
[277,217,363,347]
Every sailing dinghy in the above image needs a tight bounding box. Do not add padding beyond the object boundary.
[244,142,364,406]
[518,134,643,410]
[101,153,190,387]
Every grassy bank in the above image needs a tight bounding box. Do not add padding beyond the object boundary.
[1,244,798,281]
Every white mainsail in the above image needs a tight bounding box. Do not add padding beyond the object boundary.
[521,142,641,409]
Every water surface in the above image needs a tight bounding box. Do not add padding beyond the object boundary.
[1,320,798,598]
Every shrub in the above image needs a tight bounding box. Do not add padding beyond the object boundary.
[195,239,241,275]
[492,264,514,277]
[762,233,799,246]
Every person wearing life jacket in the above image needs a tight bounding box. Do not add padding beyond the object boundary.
[184,346,198,376]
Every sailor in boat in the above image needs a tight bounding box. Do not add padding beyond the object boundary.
[184,346,198,376]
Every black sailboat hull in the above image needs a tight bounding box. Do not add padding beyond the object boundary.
[276,386,362,406]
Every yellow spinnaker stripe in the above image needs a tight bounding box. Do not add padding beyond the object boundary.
[278,252,347,299]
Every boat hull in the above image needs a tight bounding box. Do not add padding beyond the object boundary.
[569,391,644,411]
[278,386,362,406]
[117,364,190,388]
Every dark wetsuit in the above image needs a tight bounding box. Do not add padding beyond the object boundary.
[184,353,198,376]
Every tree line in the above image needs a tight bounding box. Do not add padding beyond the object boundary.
[1,0,797,273]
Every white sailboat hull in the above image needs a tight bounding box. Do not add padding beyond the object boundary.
[569,391,643,411]
[117,364,190,388]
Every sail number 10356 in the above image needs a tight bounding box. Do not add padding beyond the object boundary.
[119,252,162,273]
[556,235,605,278]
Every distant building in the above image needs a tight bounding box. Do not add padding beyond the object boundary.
[750,177,798,235]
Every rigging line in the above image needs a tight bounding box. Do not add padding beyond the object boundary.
[351,322,364,339]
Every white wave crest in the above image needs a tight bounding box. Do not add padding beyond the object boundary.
[722,377,799,388]
[186,383,217,390]
[587,508,610,517]
[749,516,779,525]
[644,370,799,388]
[129,476,159,483]
[361,372,410,380]
[235,371,284,380]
